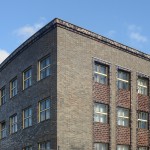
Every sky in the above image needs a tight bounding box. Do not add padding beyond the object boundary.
[0,0,150,63]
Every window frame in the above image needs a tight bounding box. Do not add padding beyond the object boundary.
[38,55,51,80]
[0,86,6,106]
[94,103,108,123]
[117,107,130,127]
[38,98,51,122]
[10,77,17,98]
[38,141,51,150]
[23,146,32,150]
[94,62,109,85]
[138,147,149,150]
[10,114,17,134]
[0,121,6,139]
[117,70,130,90]
[23,107,32,129]
[23,67,32,90]
[94,143,108,150]
[138,77,149,96]
[138,111,148,129]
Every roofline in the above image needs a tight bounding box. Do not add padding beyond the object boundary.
[0,18,150,71]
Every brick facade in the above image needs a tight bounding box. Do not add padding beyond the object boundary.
[0,18,150,150]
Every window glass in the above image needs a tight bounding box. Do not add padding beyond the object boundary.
[24,68,32,89]
[24,107,32,128]
[94,143,108,150]
[138,77,148,95]
[0,87,6,105]
[138,112,148,129]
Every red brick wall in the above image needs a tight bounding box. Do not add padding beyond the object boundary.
[137,94,150,112]
[117,126,131,145]
[93,82,110,104]
[117,89,131,109]
[94,122,110,143]
[137,129,149,146]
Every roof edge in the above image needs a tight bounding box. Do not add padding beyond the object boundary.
[0,18,150,70]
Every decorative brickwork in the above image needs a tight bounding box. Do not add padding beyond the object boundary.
[93,82,110,104]
[94,122,110,143]
[137,129,149,146]
[137,94,150,112]
[117,89,131,109]
[117,126,131,145]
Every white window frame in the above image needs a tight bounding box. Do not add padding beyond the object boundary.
[39,55,51,80]
[138,111,148,129]
[117,70,130,90]
[117,107,129,127]
[23,107,32,129]
[0,86,6,105]
[10,114,17,134]
[23,68,32,90]
[94,103,108,123]
[94,62,108,85]
[138,77,148,95]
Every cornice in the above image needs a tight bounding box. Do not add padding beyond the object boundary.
[0,18,150,71]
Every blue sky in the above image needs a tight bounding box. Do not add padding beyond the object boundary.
[0,0,150,63]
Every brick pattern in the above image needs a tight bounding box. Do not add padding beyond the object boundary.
[117,89,131,109]
[117,126,131,145]
[137,94,150,112]
[137,129,149,146]
[94,122,110,143]
[93,82,110,104]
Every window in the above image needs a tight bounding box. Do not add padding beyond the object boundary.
[23,68,32,90]
[94,62,108,85]
[39,56,51,80]
[10,114,17,133]
[23,107,32,128]
[0,86,6,105]
[0,122,6,139]
[38,141,50,150]
[138,77,148,95]
[94,103,108,123]
[39,98,50,122]
[23,146,32,150]
[94,143,108,150]
[139,147,148,150]
[117,108,129,127]
[138,111,148,129]
[10,78,17,98]
[117,145,129,150]
[117,70,130,90]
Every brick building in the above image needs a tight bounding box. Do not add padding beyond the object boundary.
[0,18,150,150]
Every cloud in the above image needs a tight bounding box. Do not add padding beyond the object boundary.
[128,24,148,43]
[0,49,9,64]
[14,18,46,40]
[107,30,116,38]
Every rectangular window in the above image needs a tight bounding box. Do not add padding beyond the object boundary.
[10,78,17,98]
[117,107,129,127]
[94,143,108,150]
[38,141,50,150]
[0,122,6,139]
[23,107,32,128]
[23,68,32,90]
[94,62,108,85]
[139,147,148,150]
[138,111,148,129]
[10,114,17,133]
[94,103,108,123]
[138,77,148,95]
[0,86,6,105]
[39,56,51,80]
[117,145,129,150]
[39,98,50,122]
[117,70,130,90]
[23,146,32,150]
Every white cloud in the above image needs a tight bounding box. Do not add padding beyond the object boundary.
[128,24,148,43]
[14,18,46,40]
[0,49,9,64]
[107,30,116,38]
[130,32,147,43]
